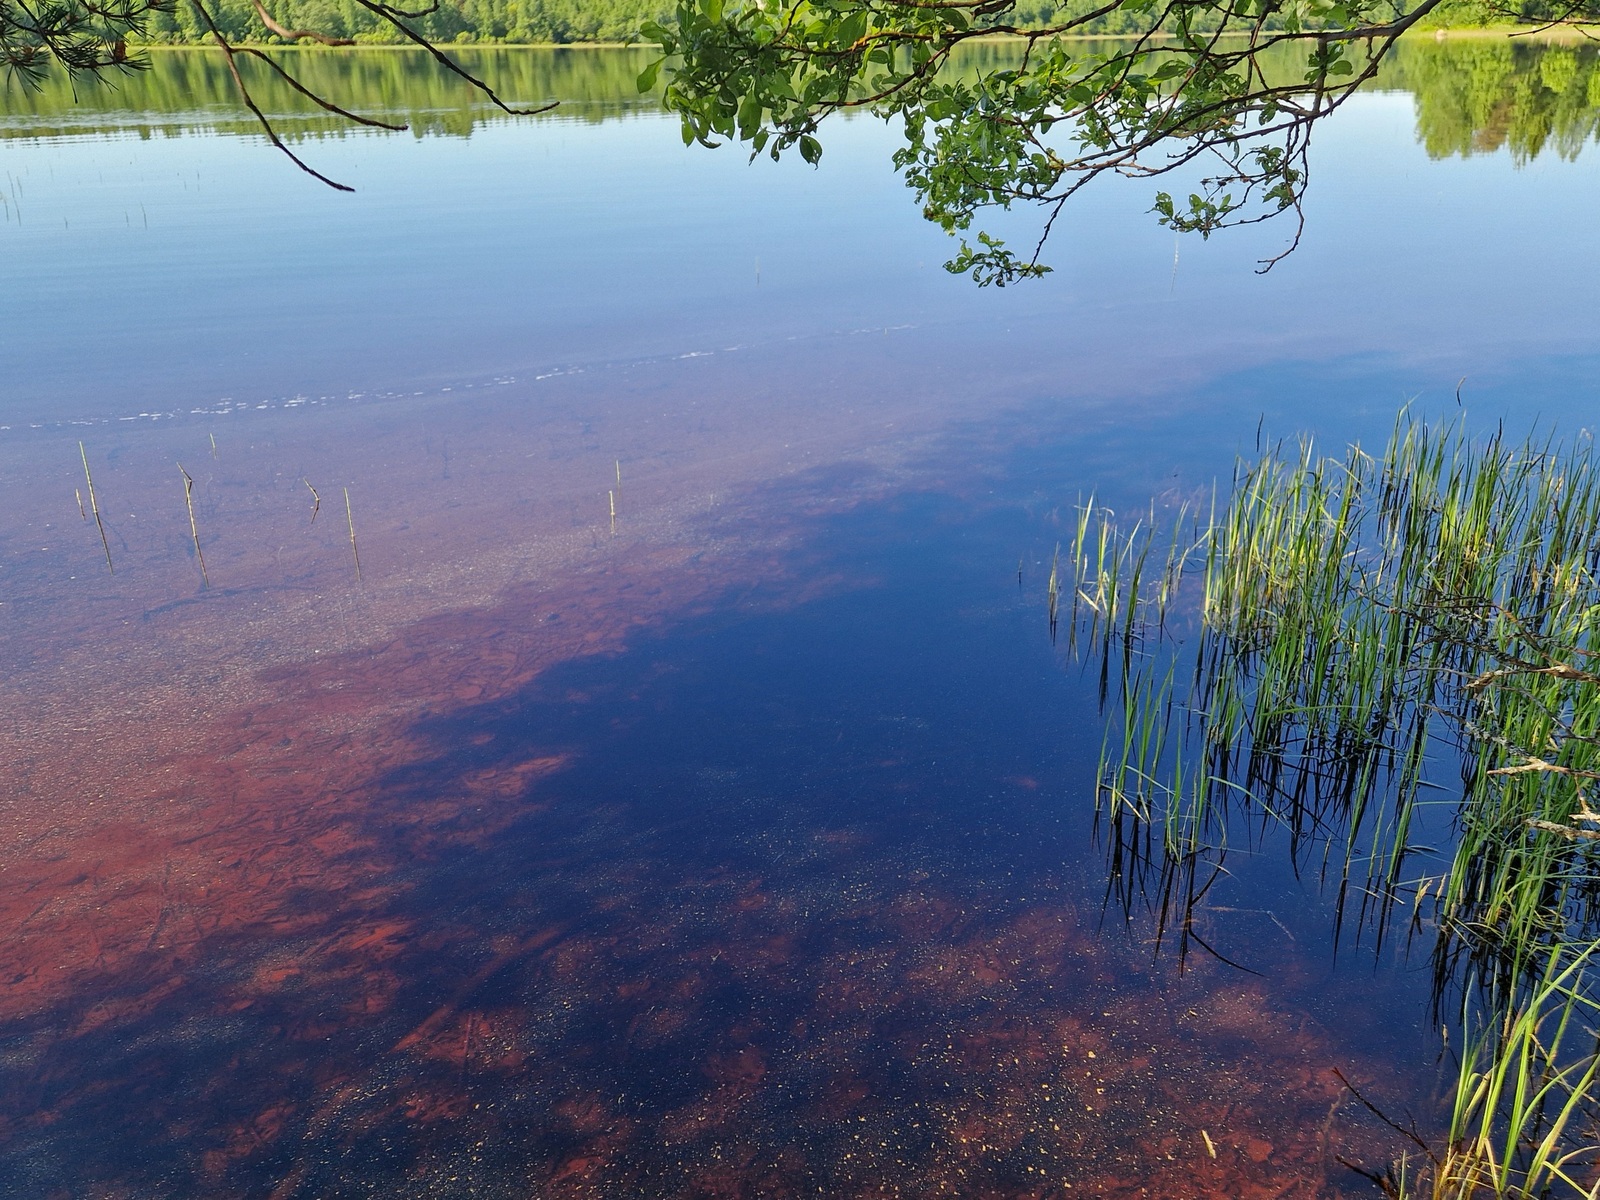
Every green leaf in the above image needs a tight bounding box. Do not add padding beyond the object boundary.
[636,59,662,92]
[799,133,822,164]
[737,94,762,137]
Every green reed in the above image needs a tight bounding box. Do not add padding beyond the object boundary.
[1073,414,1600,1197]
[1428,941,1600,1200]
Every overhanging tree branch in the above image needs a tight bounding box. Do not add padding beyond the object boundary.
[246,0,352,45]
[644,0,1598,282]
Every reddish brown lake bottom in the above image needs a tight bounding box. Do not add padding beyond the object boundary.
[0,351,1426,1197]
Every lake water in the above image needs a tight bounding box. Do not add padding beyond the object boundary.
[2,39,1599,1197]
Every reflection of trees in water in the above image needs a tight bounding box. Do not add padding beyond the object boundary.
[0,47,658,141]
[5,40,1599,162]
[1383,39,1600,162]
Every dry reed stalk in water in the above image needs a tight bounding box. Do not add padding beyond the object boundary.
[78,441,113,575]
[75,488,86,521]
[209,432,218,460]
[344,487,361,581]
[609,489,616,537]
[304,478,320,524]
[178,462,209,587]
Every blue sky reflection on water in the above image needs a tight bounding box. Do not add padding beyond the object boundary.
[2,87,1597,440]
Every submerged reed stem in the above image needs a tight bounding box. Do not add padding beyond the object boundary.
[78,441,113,575]
[178,462,209,587]
[344,487,361,581]
[304,478,320,524]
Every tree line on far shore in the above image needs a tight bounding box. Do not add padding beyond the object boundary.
[129,0,1582,47]
[137,0,665,45]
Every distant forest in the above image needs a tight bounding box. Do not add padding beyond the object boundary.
[137,0,665,45]
[131,0,1564,47]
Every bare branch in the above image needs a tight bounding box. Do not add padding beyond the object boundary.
[193,0,357,191]
[246,0,353,45]
[231,45,408,131]
[349,0,557,118]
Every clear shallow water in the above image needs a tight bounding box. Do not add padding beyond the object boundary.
[0,41,1598,1197]
[4,47,1599,426]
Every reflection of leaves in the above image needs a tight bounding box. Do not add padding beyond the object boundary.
[1383,39,1600,163]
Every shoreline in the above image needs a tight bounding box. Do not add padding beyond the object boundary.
[124,23,1597,50]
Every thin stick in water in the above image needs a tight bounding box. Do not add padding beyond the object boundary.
[209,432,218,460]
[609,489,616,537]
[344,487,361,581]
[79,441,113,575]
[304,478,320,524]
[75,488,86,521]
[615,459,622,495]
[178,462,209,587]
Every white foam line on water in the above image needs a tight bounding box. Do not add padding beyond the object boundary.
[2,322,922,440]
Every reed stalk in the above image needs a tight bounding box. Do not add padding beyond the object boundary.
[78,441,113,575]
[1046,543,1060,641]
[177,462,209,587]
[344,487,361,581]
